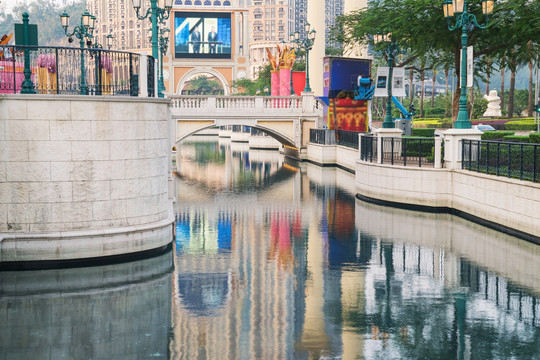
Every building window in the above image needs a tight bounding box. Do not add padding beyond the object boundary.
[213,0,221,5]
[223,0,230,4]
[195,0,202,4]
[204,0,211,4]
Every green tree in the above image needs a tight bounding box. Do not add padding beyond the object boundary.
[334,0,538,120]
[187,75,223,95]
[0,0,85,46]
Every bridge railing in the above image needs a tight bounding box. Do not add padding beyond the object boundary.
[0,45,156,97]
[169,95,305,112]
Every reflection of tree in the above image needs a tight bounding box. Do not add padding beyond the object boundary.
[186,75,223,95]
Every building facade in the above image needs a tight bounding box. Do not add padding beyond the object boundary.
[86,0,152,51]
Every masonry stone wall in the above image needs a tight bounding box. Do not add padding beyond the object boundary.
[0,95,173,263]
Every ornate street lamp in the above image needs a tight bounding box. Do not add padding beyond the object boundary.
[158,26,170,97]
[373,33,403,129]
[444,0,494,129]
[60,9,96,95]
[132,0,173,98]
[290,22,316,93]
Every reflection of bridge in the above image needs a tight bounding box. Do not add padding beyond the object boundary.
[170,94,323,151]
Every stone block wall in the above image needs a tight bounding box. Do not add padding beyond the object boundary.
[0,95,173,263]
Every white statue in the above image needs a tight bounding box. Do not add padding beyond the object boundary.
[483,89,502,117]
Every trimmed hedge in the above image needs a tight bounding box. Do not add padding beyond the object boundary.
[401,137,434,157]
[481,131,515,140]
[502,135,530,143]
[505,120,537,131]
[529,133,540,144]
[411,128,435,137]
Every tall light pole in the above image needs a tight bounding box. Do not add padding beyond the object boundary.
[374,33,402,129]
[158,26,170,98]
[291,22,316,93]
[443,0,494,129]
[131,0,173,98]
[60,9,96,95]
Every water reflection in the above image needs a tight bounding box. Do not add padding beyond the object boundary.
[173,139,540,359]
[0,251,173,360]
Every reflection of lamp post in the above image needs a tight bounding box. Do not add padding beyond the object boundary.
[60,9,96,95]
[131,0,173,98]
[373,33,402,129]
[290,22,316,93]
[443,0,494,129]
[158,26,170,96]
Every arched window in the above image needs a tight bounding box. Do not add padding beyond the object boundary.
[223,0,231,5]
[213,0,221,5]
[185,0,192,4]
[204,0,211,4]
[174,0,182,4]
[194,0,202,4]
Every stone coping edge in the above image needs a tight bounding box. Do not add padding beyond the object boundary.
[0,94,171,104]
[355,193,540,246]
[0,203,175,241]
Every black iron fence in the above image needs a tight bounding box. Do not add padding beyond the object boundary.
[381,137,436,167]
[360,134,377,162]
[336,130,360,149]
[0,45,154,96]
[462,139,540,183]
[310,129,327,145]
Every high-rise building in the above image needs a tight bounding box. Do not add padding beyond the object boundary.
[248,0,295,78]
[86,0,152,51]
[325,0,343,48]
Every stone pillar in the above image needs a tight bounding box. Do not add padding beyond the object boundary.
[374,128,403,164]
[434,136,442,169]
[138,53,148,97]
[343,0,369,58]
[442,129,482,169]
[307,0,325,96]
[242,12,249,56]
[235,12,241,55]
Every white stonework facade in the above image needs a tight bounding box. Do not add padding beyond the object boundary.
[0,95,173,263]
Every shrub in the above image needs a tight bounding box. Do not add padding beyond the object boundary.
[424,107,446,116]
[401,137,434,157]
[481,131,514,140]
[502,135,530,143]
[411,128,435,137]
[414,118,453,128]
[471,120,507,130]
[505,120,537,131]
[529,133,540,144]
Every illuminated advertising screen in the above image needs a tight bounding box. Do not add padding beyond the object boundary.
[174,12,232,59]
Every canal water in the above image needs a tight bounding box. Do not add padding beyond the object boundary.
[2,138,540,359]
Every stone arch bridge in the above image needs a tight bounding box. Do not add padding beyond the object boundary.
[170,94,323,153]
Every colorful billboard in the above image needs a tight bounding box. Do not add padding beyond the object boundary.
[174,11,232,59]
[323,57,371,132]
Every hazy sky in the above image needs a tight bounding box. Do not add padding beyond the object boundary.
[1,0,76,14]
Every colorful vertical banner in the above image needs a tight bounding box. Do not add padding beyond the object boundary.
[392,67,407,98]
[374,67,389,97]
[327,98,369,132]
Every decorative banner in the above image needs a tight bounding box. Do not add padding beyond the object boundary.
[460,46,474,88]
[279,67,291,96]
[374,67,389,97]
[271,71,279,96]
[392,67,407,97]
[467,45,474,88]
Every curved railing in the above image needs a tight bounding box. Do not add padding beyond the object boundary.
[0,45,155,97]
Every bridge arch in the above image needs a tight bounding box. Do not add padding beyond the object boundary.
[176,68,231,95]
[175,124,296,148]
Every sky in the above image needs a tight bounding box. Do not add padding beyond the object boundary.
[0,0,76,14]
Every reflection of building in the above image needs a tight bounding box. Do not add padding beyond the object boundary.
[168,1,249,95]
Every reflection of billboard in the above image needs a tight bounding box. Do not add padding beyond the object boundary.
[174,11,232,59]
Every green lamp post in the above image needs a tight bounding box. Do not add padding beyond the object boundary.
[374,33,403,129]
[443,0,494,129]
[291,22,316,93]
[132,0,173,98]
[158,26,170,96]
[60,9,96,95]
